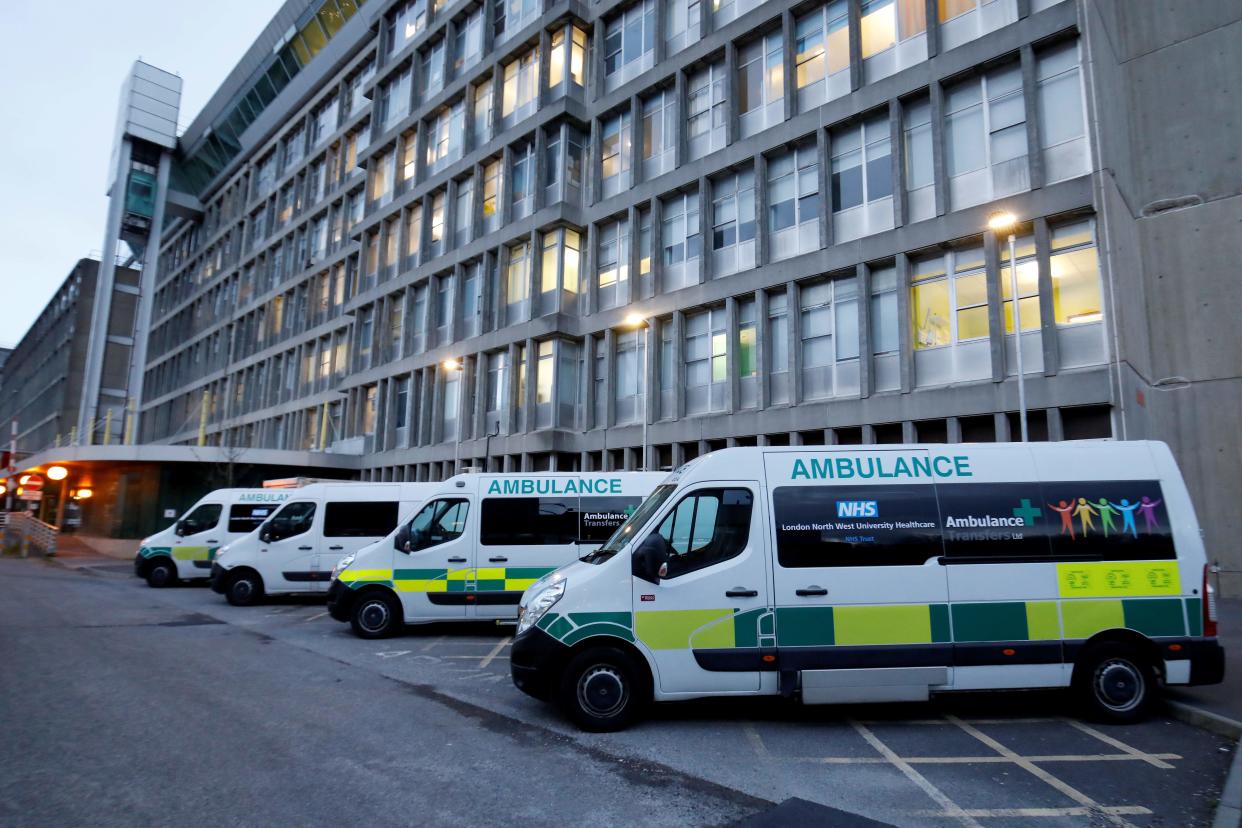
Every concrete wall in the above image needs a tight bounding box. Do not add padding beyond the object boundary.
[1086,0,1242,593]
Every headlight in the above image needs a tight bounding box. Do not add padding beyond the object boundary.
[516,581,565,636]
[330,552,357,581]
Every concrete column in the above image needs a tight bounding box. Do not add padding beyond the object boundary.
[946,416,962,442]
[499,144,514,225]
[697,176,711,284]
[847,0,863,92]
[781,10,796,122]
[753,153,769,266]
[817,128,834,247]
[625,205,641,305]
[650,196,665,296]
[1020,43,1044,191]
[1016,0,1031,18]
[923,0,940,58]
[724,296,738,414]
[527,229,541,317]
[674,70,689,168]
[643,319,656,430]
[788,280,802,404]
[756,288,769,410]
[672,310,686,419]
[861,423,876,444]
[929,80,948,217]
[602,328,616,428]
[126,149,173,441]
[532,125,549,211]
[889,98,907,227]
[444,178,460,254]
[628,95,643,187]
[504,341,520,434]
[1034,217,1059,375]
[652,0,667,63]
[984,230,1005,383]
[583,333,597,430]
[856,262,873,398]
[902,420,917,443]
[523,336,538,432]
[536,30,552,109]
[1046,406,1064,441]
[725,42,740,146]
[583,222,598,316]
[994,411,1012,442]
[587,118,601,205]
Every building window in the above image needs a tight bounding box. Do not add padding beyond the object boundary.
[767,144,820,260]
[1037,40,1089,183]
[597,218,630,311]
[473,79,494,148]
[358,307,375,368]
[495,0,540,44]
[501,49,539,127]
[454,175,474,248]
[460,261,482,338]
[937,0,1015,51]
[661,191,701,292]
[903,96,935,223]
[426,100,465,173]
[421,40,447,100]
[506,240,532,323]
[404,203,423,265]
[684,308,727,414]
[641,89,676,179]
[348,60,377,117]
[388,0,428,54]
[511,143,535,220]
[548,26,588,94]
[281,125,305,174]
[534,340,555,428]
[428,191,446,256]
[664,0,701,56]
[381,66,412,131]
[442,367,461,441]
[1050,220,1103,327]
[601,111,632,198]
[795,1,850,112]
[998,230,1040,335]
[539,227,581,315]
[870,264,900,392]
[367,150,395,208]
[637,208,653,296]
[686,64,726,161]
[945,64,1028,210]
[832,115,894,241]
[800,278,859,400]
[711,169,756,277]
[312,96,339,146]
[481,158,502,233]
[738,298,758,409]
[911,246,988,350]
[860,0,927,81]
[485,351,506,433]
[658,319,675,419]
[604,0,656,91]
[454,9,485,76]
[738,33,784,138]
[614,329,646,425]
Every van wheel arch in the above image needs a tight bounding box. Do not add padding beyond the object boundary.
[1071,629,1164,684]
[143,556,178,587]
[556,637,655,731]
[1071,629,1162,723]
[349,585,403,638]
[225,567,265,606]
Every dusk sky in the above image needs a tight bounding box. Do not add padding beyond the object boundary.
[0,0,282,348]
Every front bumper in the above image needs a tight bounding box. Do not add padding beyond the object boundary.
[208,563,229,594]
[510,626,570,701]
[326,579,353,622]
[1186,638,1225,686]
[133,553,144,577]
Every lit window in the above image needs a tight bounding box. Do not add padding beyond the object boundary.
[1050,221,1102,326]
[686,63,727,159]
[502,49,539,124]
[910,248,988,349]
[604,0,656,81]
[794,1,849,111]
[601,111,632,198]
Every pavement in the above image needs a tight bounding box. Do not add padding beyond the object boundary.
[2,555,1238,827]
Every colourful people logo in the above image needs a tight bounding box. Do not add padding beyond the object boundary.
[1047,494,1160,539]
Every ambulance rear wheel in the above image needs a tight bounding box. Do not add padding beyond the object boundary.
[350,591,401,639]
[1074,641,1157,724]
[145,558,177,588]
[226,570,264,607]
[559,646,648,733]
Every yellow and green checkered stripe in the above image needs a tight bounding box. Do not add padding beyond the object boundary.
[140,546,219,562]
[340,566,556,592]
[538,612,636,645]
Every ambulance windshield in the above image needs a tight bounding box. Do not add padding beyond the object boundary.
[588,484,678,563]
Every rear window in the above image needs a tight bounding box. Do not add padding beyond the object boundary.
[228,504,280,534]
[481,498,579,546]
[323,501,399,537]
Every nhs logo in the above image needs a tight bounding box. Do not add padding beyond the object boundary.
[836,500,878,518]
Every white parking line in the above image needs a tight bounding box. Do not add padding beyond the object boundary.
[304,611,329,622]
[743,724,769,759]
[799,752,1180,765]
[945,715,1139,828]
[479,637,511,668]
[850,720,984,828]
[1062,718,1176,769]
[420,635,445,652]
[915,806,1151,818]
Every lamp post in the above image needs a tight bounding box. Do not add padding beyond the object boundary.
[442,358,463,474]
[624,313,650,470]
[988,211,1027,442]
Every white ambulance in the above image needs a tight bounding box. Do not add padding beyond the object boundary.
[210,482,438,606]
[326,472,666,638]
[134,489,291,587]
[509,442,1225,731]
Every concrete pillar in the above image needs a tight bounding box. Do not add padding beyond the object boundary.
[889,98,907,227]
[929,80,948,217]
[856,262,872,398]
[1034,217,1059,375]
[1020,44,1044,191]
[896,252,914,393]
[984,229,1005,382]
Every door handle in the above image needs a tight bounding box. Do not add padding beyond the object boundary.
[447,556,468,563]
[298,546,313,551]
[488,556,508,563]
[207,540,219,544]
[795,586,828,597]
[725,588,759,598]
[328,545,344,551]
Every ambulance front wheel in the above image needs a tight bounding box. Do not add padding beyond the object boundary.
[144,558,177,588]
[350,590,401,639]
[559,646,649,733]
[225,570,264,607]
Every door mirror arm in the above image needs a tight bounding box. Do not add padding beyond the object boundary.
[632,534,671,585]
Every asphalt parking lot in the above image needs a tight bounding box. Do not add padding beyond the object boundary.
[8,556,1235,827]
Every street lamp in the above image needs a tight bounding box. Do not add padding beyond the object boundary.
[624,313,650,470]
[47,465,68,481]
[442,358,463,474]
[988,210,1027,442]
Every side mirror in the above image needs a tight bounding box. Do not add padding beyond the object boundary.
[632,534,670,585]
[393,524,412,553]
[409,528,428,552]
[174,521,187,537]
[259,527,272,544]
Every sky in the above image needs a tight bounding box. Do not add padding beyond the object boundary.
[0,0,284,348]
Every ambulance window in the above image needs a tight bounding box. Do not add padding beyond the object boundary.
[480,498,579,545]
[773,484,942,567]
[264,502,316,541]
[579,497,644,543]
[654,488,753,578]
[324,501,399,537]
[179,504,222,535]
[1040,479,1175,561]
[228,504,277,534]
[937,483,1052,561]
[407,499,469,550]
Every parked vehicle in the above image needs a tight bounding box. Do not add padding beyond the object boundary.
[327,472,666,638]
[510,442,1225,731]
[135,489,291,588]
[210,483,438,606]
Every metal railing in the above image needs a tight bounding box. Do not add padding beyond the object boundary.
[2,512,58,558]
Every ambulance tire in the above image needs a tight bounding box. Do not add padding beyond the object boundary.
[1074,641,1157,724]
[350,590,401,639]
[559,646,649,733]
[226,569,264,607]
[145,558,177,588]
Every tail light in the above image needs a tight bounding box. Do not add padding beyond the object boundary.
[1203,564,1218,637]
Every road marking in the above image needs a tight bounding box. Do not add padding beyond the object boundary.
[304,611,329,622]
[859,718,1053,726]
[743,725,769,759]
[945,715,1139,828]
[850,720,983,828]
[1062,718,1176,769]
[375,650,411,659]
[420,635,445,652]
[915,806,1151,818]
[479,637,511,668]
[799,753,1181,765]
